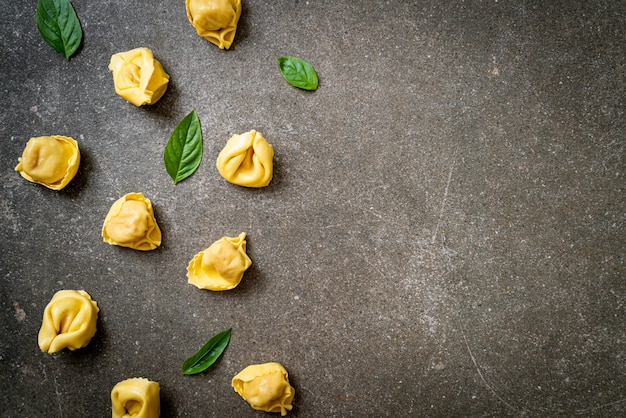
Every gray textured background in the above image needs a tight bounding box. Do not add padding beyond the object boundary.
[1,1,624,417]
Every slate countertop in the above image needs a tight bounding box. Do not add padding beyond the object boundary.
[1,1,624,416]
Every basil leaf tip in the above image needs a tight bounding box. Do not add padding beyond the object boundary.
[36,0,83,60]
[164,110,203,184]
[277,56,319,91]
[182,327,232,375]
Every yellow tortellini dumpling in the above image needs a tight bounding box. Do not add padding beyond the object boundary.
[38,290,99,354]
[102,193,161,251]
[232,362,295,416]
[186,0,242,49]
[216,130,274,188]
[108,47,170,106]
[111,377,160,418]
[187,232,252,291]
[15,135,80,190]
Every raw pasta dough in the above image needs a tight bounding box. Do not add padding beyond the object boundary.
[232,362,295,416]
[186,0,242,49]
[111,378,160,418]
[38,290,99,354]
[15,135,80,190]
[102,193,162,251]
[187,232,252,291]
[108,47,170,106]
[216,130,274,187]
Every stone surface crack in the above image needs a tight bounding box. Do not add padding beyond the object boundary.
[462,332,518,413]
[432,145,458,244]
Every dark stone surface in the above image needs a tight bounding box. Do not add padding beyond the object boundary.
[1,1,624,416]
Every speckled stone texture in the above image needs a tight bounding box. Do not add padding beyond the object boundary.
[1,1,624,417]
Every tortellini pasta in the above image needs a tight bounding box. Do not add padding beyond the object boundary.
[38,290,99,354]
[185,0,242,49]
[102,193,162,251]
[15,135,80,190]
[108,47,170,106]
[216,130,274,188]
[111,378,160,418]
[232,362,295,416]
[187,232,252,291]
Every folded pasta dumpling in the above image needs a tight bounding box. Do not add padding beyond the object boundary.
[186,0,242,49]
[111,378,160,418]
[216,130,274,187]
[15,135,80,190]
[187,232,251,291]
[232,362,295,416]
[38,290,99,354]
[102,193,161,251]
[108,47,170,106]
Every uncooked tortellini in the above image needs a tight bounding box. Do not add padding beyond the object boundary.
[232,362,295,416]
[187,232,252,291]
[111,378,160,418]
[38,290,99,354]
[15,135,80,190]
[186,0,242,49]
[108,47,170,106]
[102,193,162,251]
[216,130,274,187]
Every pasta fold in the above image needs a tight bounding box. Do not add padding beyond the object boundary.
[186,0,242,49]
[111,378,160,418]
[102,193,162,251]
[38,290,99,354]
[216,130,274,187]
[187,232,252,291]
[15,135,80,190]
[232,362,295,416]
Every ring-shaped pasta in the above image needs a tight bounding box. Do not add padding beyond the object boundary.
[15,136,80,190]
[111,378,160,418]
[187,232,252,291]
[102,193,162,251]
[186,0,242,49]
[216,130,274,188]
[232,362,295,416]
[38,290,99,354]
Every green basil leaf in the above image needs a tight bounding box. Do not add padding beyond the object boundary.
[277,56,319,91]
[164,110,203,184]
[36,0,83,60]
[182,327,231,375]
